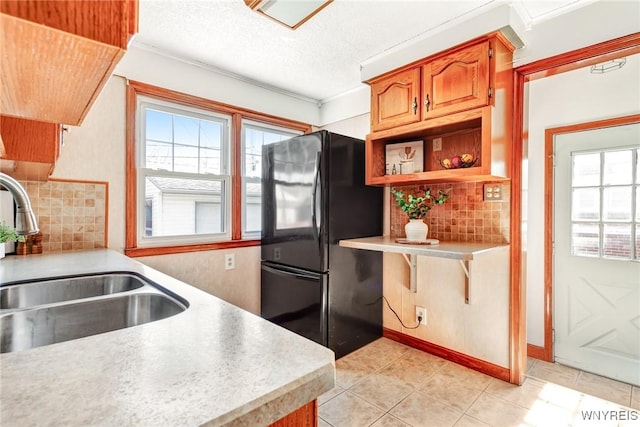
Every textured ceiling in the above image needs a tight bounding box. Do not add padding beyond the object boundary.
[134,0,592,102]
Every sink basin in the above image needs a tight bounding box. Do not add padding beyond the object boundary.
[1,293,186,353]
[0,272,189,353]
[1,273,146,310]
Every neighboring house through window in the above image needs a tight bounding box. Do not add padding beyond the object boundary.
[125,81,309,256]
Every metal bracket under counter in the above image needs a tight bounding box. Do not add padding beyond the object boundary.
[339,236,509,305]
[400,253,471,303]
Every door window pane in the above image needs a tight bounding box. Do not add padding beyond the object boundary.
[603,186,632,221]
[572,188,600,221]
[571,223,600,257]
[572,152,600,187]
[603,150,632,185]
[603,224,632,259]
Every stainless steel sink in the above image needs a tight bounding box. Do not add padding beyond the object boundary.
[0,272,188,354]
[1,273,146,309]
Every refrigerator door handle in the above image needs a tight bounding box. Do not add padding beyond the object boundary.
[261,263,320,281]
[311,151,321,250]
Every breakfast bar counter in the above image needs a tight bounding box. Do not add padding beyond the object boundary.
[339,236,508,260]
[0,250,335,426]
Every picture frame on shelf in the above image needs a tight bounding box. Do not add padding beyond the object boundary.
[385,140,424,175]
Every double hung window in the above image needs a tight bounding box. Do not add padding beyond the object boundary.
[126,81,309,256]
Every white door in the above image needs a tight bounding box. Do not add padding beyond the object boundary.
[554,122,640,386]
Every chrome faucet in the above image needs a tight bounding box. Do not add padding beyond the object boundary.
[0,172,39,235]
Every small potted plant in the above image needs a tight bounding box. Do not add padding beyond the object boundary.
[391,187,450,241]
[0,222,25,259]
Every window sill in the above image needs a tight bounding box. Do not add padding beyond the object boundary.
[125,239,260,258]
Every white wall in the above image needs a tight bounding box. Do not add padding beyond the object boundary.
[525,54,640,346]
[52,76,127,251]
[115,46,321,126]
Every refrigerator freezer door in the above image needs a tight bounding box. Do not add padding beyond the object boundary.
[260,262,328,346]
[261,132,327,272]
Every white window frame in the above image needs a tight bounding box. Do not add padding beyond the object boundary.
[136,95,232,247]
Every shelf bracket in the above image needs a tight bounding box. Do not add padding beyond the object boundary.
[459,260,470,304]
[401,253,418,293]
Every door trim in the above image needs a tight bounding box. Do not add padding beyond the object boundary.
[543,114,640,362]
[512,33,640,381]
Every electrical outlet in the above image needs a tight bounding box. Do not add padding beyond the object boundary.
[483,184,503,201]
[432,137,442,152]
[415,306,427,325]
[225,253,235,270]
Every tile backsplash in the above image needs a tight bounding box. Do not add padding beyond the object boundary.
[390,181,510,244]
[20,179,108,253]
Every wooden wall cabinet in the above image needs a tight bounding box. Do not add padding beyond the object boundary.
[421,40,490,121]
[1,0,138,126]
[370,68,421,132]
[0,115,62,180]
[366,33,514,185]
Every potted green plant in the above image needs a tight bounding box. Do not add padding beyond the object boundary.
[0,222,25,259]
[391,188,450,241]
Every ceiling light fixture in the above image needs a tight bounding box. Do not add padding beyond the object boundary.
[590,57,627,74]
[244,0,333,30]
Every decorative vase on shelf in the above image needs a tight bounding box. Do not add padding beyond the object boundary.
[405,219,428,241]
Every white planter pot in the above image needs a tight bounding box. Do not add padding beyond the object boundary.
[0,243,5,260]
[405,219,428,241]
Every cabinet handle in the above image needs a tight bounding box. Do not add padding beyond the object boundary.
[424,94,431,112]
[412,97,418,115]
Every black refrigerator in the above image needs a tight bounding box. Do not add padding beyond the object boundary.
[261,130,383,359]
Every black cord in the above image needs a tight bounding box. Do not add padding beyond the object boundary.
[382,295,420,330]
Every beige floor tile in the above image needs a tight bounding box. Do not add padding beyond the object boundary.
[573,371,633,408]
[349,371,414,411]
[376,356,441,389]
[390,391,464,427]
[526,357,536,371]
[341,338,408,374]
[452,415,490,427]
[631,386,640,410]
[318,385,345,406]
[318,417,332,427]
[533,380,583,412]
[420,372,484,412]
[465,393,532,426]
[370,414,411,427]
[362,337,411,360]
[484,377,547,409]
[526,360,580,388]
[335,357,375,389]
[439,362,492,391]
[318,392,385,427]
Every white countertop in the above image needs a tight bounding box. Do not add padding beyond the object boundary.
[0,250,335,426]
[339,236,508,260]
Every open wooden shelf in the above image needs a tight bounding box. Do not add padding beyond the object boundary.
[365,107,509,185]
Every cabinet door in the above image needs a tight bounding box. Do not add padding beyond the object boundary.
[421,41,490,121]
[370,68,421,132]
[0,115,61,180]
